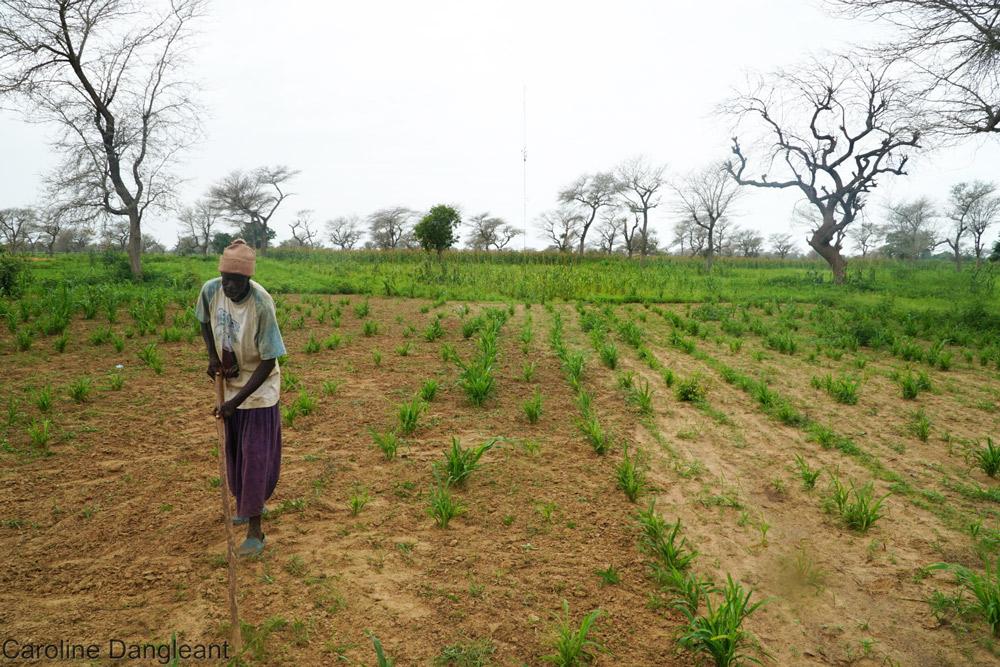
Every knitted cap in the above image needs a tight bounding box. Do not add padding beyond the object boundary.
[218,239,256,276]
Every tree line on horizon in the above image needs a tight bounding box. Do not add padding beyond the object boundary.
[0,0,998,282]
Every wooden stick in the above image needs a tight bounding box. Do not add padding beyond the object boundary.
[215,372,242,657]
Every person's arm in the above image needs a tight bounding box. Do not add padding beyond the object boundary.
[201,321,222,379]
[217,358,276,417]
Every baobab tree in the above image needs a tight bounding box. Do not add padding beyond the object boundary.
[725,57,922,283]
[558,172,620,254]
[0,0,204,277]
[835,0,999,136]
[616,157,666,259]
[210,166,299,251]
[326,215,364,250]
[673,163,742,271]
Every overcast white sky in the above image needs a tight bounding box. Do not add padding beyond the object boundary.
[1,0,998,251]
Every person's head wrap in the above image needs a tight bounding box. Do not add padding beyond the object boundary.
[218,239,255,276]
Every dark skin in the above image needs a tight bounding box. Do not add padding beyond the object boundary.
[201,271,276,542]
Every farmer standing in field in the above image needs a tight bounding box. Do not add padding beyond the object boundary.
[196,239,286,557]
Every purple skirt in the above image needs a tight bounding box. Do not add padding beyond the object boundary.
[224,404,281,518]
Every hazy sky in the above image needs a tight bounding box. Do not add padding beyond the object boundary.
[1,0,998,251]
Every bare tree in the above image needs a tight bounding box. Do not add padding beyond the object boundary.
[101,218,130,251]
[209,166,299,251]
[882,197,939,259]
[835,0,1000,136]
[673,163,742,271]
[733,228,765,257]
[619,210,643,258]
[946,180,998,266]
[537,207,582,253]
[847,216,883,257]
[465,212,521,251]
[367,207,415,250]
[558,172,621,254]
[595,209,625,254]
[326,215,363,250]
[725,57,921,283]
[768,232,796,258]
[671,218,707,257]
[0,0,204,277]
[969,189,1000,264]
[178,198,223,255]
[288,209,320,248]
[0,208,36,251]
[616,157,666,259]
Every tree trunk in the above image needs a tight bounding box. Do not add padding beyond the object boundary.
[705,224,715,273]
[640,209,649,263]
[809,211,847,284]
[127,211,142,278]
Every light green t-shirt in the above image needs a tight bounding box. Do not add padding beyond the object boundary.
[195,278,286,409]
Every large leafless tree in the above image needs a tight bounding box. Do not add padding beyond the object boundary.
[178,198,223,255]
[768,232,796,258]
[847,216,883,257]
[367,207,415,250]
[209,166,298,251]
[0,207,36,250]
[725,57,922,283]
[465,212,521,251]
[946,180,998,266]
[558,172,620,255]
[537,207,582,253]
[835,0,1000,136]
[615,157,666,259]
[288,209,320,248]
[326,215,363,250]
[882,197,939,259]
[673,163,742,271]
[0,0,204,277]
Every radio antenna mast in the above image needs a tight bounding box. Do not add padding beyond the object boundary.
[522,83,527,252]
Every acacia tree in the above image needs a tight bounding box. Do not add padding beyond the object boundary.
[326,215,363,250]
[367,207,415,249]
[847,216,883,257]
[287,209,320,248]
[178,198,223,255]
[768,232,796,258]
[594,209,625,254]
[210,166,298,251]
[465,212,521,251]
[558,172,620,254]
[616,157,666,259]
[537,207,581,252]
[725,58,921,283]
[969,190,1000,264]
[0,0,204,277]
[835,0,999,136]
[0,208,36,251]
[733,228,765,257]
[882,197,939,259]
[947,180,998,266]
[673,163,742,271]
